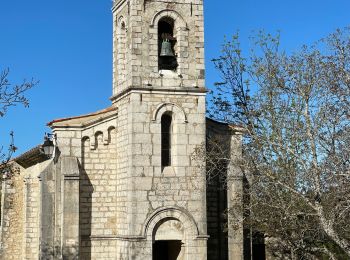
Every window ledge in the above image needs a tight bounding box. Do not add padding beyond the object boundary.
[162,166,176,176]
[159,70,178,78]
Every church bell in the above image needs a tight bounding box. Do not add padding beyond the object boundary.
[160,39,174,57]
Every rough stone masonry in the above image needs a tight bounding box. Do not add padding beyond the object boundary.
[0,0,244,259]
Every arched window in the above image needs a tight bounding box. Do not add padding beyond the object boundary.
[161,113,172,168]
[158,17,178,71]
[116,18,127,87]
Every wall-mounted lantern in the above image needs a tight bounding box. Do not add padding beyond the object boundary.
[40,133,56,158]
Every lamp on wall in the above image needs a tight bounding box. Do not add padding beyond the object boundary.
[40,133,56,158]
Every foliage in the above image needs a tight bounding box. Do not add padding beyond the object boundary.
[0,68,37,177]
[209,28,350,259]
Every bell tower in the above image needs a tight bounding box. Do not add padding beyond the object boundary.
[112,0,208,259]
[112,0,205,98]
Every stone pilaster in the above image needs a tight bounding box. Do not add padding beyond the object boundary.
[227,134,244,260]
[60,157,80,259]
[38,161,56,259]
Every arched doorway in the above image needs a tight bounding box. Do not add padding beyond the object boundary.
[152,218,185,260]
[153,240,182,260]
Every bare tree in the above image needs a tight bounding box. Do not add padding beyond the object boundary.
[0,68,37,177]
[208,28,350,258]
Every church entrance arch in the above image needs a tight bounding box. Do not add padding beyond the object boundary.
[152,218,185,260]
[143,207,200,260]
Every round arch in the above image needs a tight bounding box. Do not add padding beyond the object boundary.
[117,16,126,29]
[150,9,187,29]
[89,131,103,150]
[103,126,116,145]
[152,103,188,123]
[143,206,199,241]
[81,136,90,142]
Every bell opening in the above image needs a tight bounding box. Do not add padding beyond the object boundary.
[158,18,178,71]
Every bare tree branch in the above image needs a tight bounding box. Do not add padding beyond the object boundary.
[0,68,37,178]
[206,28,350,258]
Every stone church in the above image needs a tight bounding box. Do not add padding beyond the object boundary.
[0,0,246,259]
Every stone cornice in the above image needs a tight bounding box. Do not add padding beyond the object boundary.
[110,86,207,103]
[49,109,118,130]
[112,0,127,13]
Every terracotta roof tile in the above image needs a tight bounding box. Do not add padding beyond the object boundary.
[47,106,117,126]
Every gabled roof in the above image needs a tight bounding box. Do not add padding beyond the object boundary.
[47,106,118,128]
[14,107,118,168]
[206,117,245,134]
[13,145,48,169]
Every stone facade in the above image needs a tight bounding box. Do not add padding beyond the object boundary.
[0,0,245,259]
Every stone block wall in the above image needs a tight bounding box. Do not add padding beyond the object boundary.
[80,128,118,259]
[81,240,117,259]
[113,1,129,94]
[54,129,83,158]
[113,90,208,259]
[0,169,25,260]
[25,162,52,259]
[0,162,48,260]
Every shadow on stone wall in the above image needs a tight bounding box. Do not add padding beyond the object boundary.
[205,133,230,260]
[40,243,79,260]
[206,167,229,260]
[79,149,93,259]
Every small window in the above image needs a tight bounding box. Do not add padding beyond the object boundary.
[161,113,172,168]
[158,18,178,71]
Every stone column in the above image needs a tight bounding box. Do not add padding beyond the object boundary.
[60,157,80,259]
[227,134,244,260]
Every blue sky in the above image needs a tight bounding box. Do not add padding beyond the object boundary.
[0,0,349,155]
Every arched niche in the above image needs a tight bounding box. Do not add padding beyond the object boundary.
[150,10,189,76]
[158,16,178,71]
[117,16,126,30]
[115,16,127,87]
[89,131,103,150]
[81,136,90,166]
[104,126,116,145]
